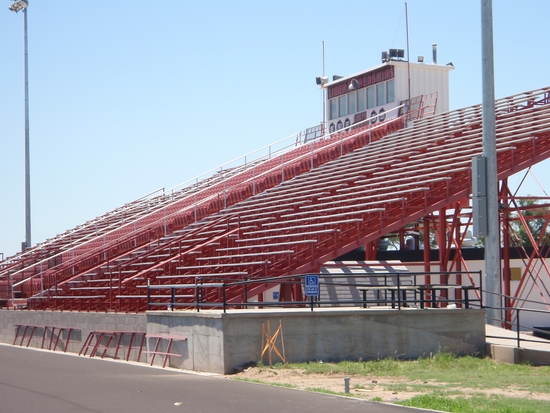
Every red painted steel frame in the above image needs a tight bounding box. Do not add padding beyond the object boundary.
[2,87,550,319]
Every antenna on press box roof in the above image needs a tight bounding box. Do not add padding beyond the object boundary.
[406,2,411,103]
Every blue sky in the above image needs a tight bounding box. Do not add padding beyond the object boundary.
[1,0,549,258]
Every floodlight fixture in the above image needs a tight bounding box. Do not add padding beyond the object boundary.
[315,76,328,86]
[9,0,28,13]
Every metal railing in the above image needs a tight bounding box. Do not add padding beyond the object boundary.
[146,271,550,353]
[482,291,550,348]
[145,270,483,313]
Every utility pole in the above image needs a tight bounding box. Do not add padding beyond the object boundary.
[481,0,501,325]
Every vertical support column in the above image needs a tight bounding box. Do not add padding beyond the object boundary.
[423,217,431,285]
[293,278,303,303]
[364,240,377,261]
[439,208,448,304]
[454,206,463,305]
[399,229,405,252]
[501,180,511,328]
[502,210,511,327]
[481,0,501,325]
[439,208,447,275]
[258,291,264,310]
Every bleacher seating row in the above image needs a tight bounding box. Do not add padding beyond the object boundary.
[4,87,550,312]
[0,116,403,302]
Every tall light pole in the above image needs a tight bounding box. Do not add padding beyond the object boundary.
[481,0,500,325]
[9,0,31,251]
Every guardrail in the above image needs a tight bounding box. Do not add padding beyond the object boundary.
[145,271,483,313]
[483,291,550,348]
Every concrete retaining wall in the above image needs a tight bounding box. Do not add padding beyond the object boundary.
[486,343,550,366]
[146,308,486,374]
[0,308,486,374]
[0,310,146,359]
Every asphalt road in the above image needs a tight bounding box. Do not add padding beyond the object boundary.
[0,344,429,413]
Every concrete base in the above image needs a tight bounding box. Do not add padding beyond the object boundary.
[484,324,550,366]
[486,344,550,366]
[147,308,486,374]
[0,308,486,374]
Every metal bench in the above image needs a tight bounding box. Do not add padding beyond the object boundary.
[356,285,419,309]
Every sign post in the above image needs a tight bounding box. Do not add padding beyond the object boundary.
[304,275,320,311]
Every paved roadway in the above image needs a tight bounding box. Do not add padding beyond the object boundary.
[0,344,429,413]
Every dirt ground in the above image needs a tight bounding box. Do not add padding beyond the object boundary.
[229,366,550,404]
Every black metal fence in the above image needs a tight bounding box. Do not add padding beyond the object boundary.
[146,271,483,313]
[482,290,550,348]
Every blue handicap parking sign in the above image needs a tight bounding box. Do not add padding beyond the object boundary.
[304,275,320,297]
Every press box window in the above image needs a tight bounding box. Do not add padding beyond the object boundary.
[386,80,395,103]
[348,91,357,115]
[367,86,375,109]
[339,95,347,117]
[330,99,338,120]
[357,89,366,111]
[376,83,385,106]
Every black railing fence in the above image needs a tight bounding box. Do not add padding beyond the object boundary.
[146,271,483,313]
[146,271,550,351]
[482,290,550,348]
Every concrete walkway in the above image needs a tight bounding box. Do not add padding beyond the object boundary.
[0,344,432,413]
[485,324,550,365]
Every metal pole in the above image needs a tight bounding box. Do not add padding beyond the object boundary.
[147,279,151,310]
[24,5,31,249]
[10,1,31,250]
[10,274,14,306]
[481,0,501,326]
[322,41,326,129]
[516,308,520,348]
[405,2,411,103]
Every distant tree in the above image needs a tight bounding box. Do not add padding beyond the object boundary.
[474,235,484,248]
[508,198,550,248]
[418,229,438,249]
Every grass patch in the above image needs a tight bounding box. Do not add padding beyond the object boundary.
[241,354,550,412]
[405,353,550,391]
[273,353,550,392]
[262,354,550,412]
[398,394,548,413]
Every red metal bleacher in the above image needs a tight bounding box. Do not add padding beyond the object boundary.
[3,115,401,304]
[20,87,550,312]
